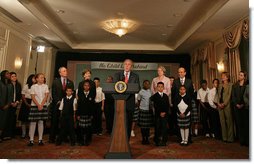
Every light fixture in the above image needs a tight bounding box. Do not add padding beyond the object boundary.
[14,57,23,69]
[37,45,45,52]
[34,45,45,74]
[217,61,224,72]
[101,19,138,37]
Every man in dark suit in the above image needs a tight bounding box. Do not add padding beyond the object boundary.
[49,67,74,143]
[171,67,194,144]
[114,59,140,139]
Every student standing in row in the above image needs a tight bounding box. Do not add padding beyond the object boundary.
[207,79,221,139]
[197,80,211,137]
[77,80,94,146]
[175,85,192,146]
[0,70,12,142]
[5,72,22,139]
[137,80,153,145]
[28,73,49,146]
[172,67,194,143]
[56,86,77,146]
[18,74,36,139]
[93,77,105,135]
[150,82,169,146]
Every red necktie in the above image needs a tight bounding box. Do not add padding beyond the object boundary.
[125,72,129,83]
[62,79,66,90]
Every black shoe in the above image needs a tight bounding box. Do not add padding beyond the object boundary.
[70,142,75,146]
[155,142,160,146]
[27,141,34,146]
[38,140,44,146]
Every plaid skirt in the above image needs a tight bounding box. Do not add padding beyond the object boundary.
[78,115,92,128]
[177,113,191,128]
[132,107,139,122]
[191,100,199,123]
[138,109,154,128]
[28,106,48,121]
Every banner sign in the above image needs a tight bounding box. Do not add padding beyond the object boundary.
[91,61,158,70]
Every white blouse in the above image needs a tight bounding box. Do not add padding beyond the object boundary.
[21,84,32,99]
[30,83,49,106]
[95,87,105,103]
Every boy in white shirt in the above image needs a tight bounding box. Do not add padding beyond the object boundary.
[56,86,77,146]
[197,80,211,138]
[93,77,105,135]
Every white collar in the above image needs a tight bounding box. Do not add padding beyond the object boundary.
[180,93,186,97]
[180,77,185,81]
[124,71,130,76]
[66,95,72,99]
[158,92,163,95]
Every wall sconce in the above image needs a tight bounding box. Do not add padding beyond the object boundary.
[14,57,23,69]
[217,61,224,72]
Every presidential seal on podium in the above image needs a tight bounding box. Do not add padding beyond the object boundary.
[114,81,127,93]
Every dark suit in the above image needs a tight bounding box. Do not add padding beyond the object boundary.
[5,82,22,138]
[232,82,248,145]
[114,71,140,138]
[150,92,169,145]
[172,77,194,142]
[49,77,74,142]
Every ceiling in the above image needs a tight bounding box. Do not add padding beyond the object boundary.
[0,0,249,53]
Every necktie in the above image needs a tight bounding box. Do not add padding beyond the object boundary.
[125,72,129,83]
[180,78,184,85]
[62,78,66,90]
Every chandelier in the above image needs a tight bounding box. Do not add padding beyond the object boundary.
[101,19,138,37]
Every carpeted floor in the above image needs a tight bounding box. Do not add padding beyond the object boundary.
[0,127,249,159]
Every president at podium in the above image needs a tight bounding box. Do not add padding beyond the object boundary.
[114,59,140,139]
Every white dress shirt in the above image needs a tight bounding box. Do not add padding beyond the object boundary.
[95,87,105,103]
[197,88,210,102]
[59,95,77,111]
[208,87,217,109]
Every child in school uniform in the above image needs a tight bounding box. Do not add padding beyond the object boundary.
[76,80,94,146]
[27,73,49,146]
[174,85,192,146]
[93,77,105,135]
[137,80,153,145]
[56,86,77,146]
[150,82,169,146]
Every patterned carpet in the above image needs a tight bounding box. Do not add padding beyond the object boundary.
[0,127,249,159]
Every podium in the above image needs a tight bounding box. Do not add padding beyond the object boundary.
[102,82,139,159]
